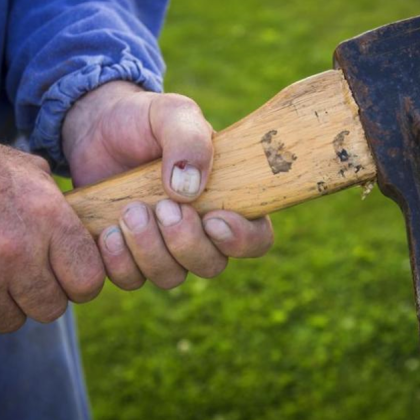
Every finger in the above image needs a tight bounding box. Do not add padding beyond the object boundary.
[155,200,228,278]
[50,207,106,303]
[119,202,187,289]
[203,212,274,258]
[149,94,214,202]
[99,226,146,291]
[0,291,26,333]
[8,266,68,324]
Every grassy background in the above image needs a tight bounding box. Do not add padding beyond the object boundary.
[75,1,420,419]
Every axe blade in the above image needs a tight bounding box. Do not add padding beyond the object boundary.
[335,16,420,328]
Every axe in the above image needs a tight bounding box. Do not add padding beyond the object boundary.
[67,17,420,328]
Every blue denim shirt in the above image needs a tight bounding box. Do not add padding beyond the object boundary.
[0,1,168,419]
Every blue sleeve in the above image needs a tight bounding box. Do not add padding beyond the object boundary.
[6,0,169,169]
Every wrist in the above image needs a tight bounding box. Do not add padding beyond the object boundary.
[62,81,144,163]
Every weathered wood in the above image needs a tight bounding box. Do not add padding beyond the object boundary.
[66,69,377,237]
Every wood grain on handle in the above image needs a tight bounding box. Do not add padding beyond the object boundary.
[66,70,377,238]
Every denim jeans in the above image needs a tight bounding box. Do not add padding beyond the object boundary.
[0,307,90,420]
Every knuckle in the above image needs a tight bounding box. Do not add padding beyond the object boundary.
[71,268,105,303]
[164,93,200,111]
[55,223,106,302]
[30,155,51,173]
[9,272,68,325]
[156,272,187,290]
[170,241,191,258]
[167,230,197,256]
[38,300,68,324]
[0,315,26,334]
[199,258,228,279]
[11,271,50,303]
[253,226,274,257]
[28,188,62,219]
[113,277,145,292]
[0,235,25,261]
[229,238,249,258]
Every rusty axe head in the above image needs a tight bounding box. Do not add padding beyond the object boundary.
[334,17,420,326]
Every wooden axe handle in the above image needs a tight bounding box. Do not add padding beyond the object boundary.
[65,70,377,238]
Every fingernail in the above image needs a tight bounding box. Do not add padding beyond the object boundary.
[105,227,125,254]
[204,218,233,241]
[156,200,182,227]
[171,162,201,197]
[123,204,149,232]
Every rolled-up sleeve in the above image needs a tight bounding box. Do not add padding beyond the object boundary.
[5,0,169,168]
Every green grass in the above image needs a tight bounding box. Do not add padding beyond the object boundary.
[75,1,420,419]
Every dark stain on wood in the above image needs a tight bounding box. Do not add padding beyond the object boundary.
[333,130,351,162]
[317,181,328,194]
[261,130,297,174]
[333,130,364,178]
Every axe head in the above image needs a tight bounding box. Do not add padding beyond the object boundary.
[334,17,420,328]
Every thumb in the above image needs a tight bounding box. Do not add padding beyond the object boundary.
[149,93,214,203]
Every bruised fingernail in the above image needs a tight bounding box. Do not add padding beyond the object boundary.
[104,227,125,254]
[123,204,149,232]
[204,218,233,241]
[171,161,201,197]
[156,200,182,227]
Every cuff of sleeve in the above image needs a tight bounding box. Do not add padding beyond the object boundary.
[30,55,163,172]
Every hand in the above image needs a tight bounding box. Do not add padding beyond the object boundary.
[0,146,105,333]
[63,82,274,290]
